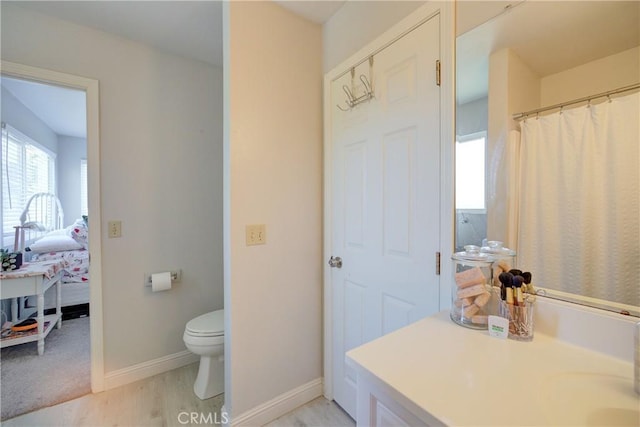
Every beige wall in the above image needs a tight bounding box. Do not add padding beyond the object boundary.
[225,1,323,418]
[541,46,640,106]
[486,48,539,245]
[1,4,224,373]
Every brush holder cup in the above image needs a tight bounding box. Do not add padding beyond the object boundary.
[451,247,495,329]
[498,298,535,341]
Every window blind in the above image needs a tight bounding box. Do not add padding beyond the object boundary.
[1,124,55,248]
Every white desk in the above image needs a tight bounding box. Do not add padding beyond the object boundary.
[1,261,64,355]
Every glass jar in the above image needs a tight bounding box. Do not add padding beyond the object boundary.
[481,240,517,288]
[450,246,495,329]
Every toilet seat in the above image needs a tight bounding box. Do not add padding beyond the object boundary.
[185,309,224,337]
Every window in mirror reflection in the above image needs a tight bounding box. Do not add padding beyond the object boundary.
[455,133,485,209]
[455,132,486,251]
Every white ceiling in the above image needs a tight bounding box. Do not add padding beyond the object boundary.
[274,1,346,24]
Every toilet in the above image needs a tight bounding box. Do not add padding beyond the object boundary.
[183,309,224,400]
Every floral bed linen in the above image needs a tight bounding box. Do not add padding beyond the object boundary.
[30,249,89,283]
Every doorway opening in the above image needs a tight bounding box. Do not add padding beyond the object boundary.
[0,63,103,420]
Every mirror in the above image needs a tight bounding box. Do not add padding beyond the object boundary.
[455,1,640,313]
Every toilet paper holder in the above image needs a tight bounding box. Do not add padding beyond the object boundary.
[144,270,182,287]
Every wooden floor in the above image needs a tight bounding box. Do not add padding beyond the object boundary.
[4,363,354,427]
[266,397,354,427]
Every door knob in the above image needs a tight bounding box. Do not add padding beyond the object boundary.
[328,256,343,269]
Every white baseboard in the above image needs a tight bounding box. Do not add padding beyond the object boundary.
[103,350,199,390]
[231,378,323,427]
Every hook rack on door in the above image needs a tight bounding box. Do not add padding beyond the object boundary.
[337,57,374,111]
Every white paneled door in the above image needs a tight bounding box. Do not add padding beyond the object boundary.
[330,14,442,419]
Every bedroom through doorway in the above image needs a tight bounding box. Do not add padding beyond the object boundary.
[0,74,92,420]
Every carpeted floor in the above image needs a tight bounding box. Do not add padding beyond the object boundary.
[0,316,91,421]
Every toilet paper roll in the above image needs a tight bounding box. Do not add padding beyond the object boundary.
[151,272,172,292]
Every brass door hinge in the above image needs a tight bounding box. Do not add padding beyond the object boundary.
[436,60,441,86]
[436,251,441,275]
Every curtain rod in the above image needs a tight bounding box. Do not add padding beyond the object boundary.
[512,83,640,121]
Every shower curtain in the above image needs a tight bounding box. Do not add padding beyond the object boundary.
[517,91,639,307]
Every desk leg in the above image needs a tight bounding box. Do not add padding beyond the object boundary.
[56,280,62,329]
[11,298,18,323]
[37,293,44,356]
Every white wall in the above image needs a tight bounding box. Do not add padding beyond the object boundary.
[225,1,322,419]
[541,46,640,106]
[57,135,86,226]
[1,4,224,374]
[322,1,425,72]
[1,86,58,153]
[456,96,488,136]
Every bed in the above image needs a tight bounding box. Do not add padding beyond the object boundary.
[14,193,90,318]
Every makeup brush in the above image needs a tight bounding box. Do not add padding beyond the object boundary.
[512,275,525,305]
[499,272,513,300]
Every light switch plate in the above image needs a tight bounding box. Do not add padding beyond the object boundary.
[108,220,122,238]
[246,224,266,246]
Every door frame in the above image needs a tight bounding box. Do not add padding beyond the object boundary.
[322,1,455,400]
[1,60,105,393]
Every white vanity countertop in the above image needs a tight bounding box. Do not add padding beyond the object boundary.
[346,310,639,426]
